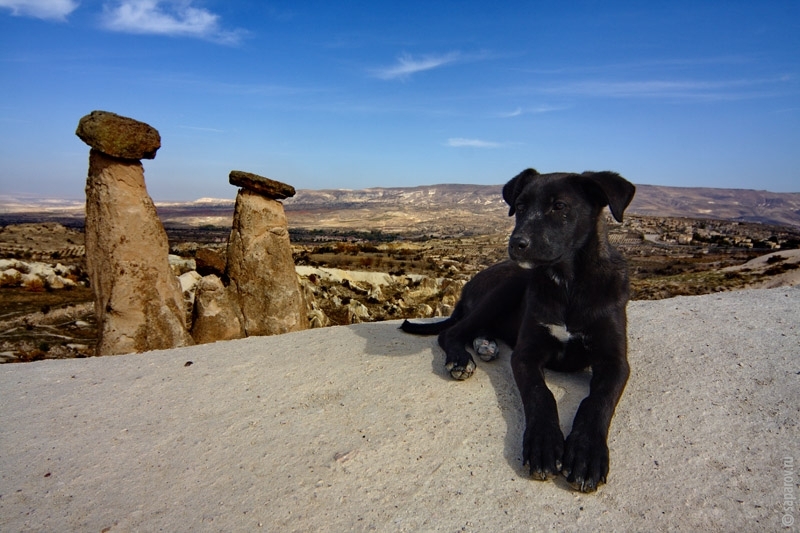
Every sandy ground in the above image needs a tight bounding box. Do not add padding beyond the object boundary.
[1,287,798,532]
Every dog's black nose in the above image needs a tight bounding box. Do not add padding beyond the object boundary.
[510,235,530,251]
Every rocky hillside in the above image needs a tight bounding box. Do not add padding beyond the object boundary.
[3,183,799,229]
[629,185,800,227]
[286,184,504,209]
[283,183,800,227]
[281,183,800,234]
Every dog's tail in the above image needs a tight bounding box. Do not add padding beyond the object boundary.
[400,305,464,335]
[399,316,456,335]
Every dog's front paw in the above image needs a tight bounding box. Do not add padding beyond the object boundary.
[561,431,609,493]
[445,356,476,380]
[522,419,565,480]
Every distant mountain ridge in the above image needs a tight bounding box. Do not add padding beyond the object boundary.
[627,185,800,227]
[1,184,799,228]
[283,183,800,228]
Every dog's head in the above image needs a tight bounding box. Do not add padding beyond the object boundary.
[502,168,636,268]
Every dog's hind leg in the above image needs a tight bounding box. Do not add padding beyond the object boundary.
[473,337,499,362]
[438,296,515,380]
[434,260,527,380]
[438,327,477,380]
[437,308,497,380]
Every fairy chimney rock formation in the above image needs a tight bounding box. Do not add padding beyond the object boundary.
[77,111,192,355]
[226,171,308,336]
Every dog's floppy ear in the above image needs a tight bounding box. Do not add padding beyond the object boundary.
[502,168,539,216]
[581,171,636,222]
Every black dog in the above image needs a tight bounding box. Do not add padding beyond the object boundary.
[401,168,635,492]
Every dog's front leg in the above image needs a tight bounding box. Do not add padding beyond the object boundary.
[511,338,564,480]
[562,328,630,492]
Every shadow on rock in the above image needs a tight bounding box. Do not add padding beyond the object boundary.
[352,319,593,488]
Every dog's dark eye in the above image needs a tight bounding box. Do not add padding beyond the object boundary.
[553,201,567,211]
[515,202,526,214]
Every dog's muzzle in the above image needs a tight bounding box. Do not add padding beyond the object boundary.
[509,234,529,255]
[509,235,539,268]
[509,234,559,268]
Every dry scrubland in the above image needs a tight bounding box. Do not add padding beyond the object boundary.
[1,202,800,363]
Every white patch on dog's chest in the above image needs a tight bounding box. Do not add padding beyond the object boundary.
[543,323,573,343]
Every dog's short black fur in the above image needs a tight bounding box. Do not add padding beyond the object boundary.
[401,168,636,492]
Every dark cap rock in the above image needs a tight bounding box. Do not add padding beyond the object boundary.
[229,170,296,200]
[76,110,161,160]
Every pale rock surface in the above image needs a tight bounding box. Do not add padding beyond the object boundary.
[168,254,196,276]
[435,302,455,317]
[346,299,371,323]
[724,248,800,289]
[0,288,797,532]
[295,265,425,287]
[0,267,22,287]
[295,265,464,326]
[190,274,244,344]
[226,189,307,336]
[415,303,435,317]
[0,259,80,289]
[405,276,439,298]
[83,149,193,355]
[178,270,203,315]
[307,307,331,328]
[178,270,203,295]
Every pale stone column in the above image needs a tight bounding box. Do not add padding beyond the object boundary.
[76,110,193,355]
[190,274,244,344]
[225,171,308,336]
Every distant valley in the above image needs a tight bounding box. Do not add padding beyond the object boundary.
[3,182,800,363]
[2,183,799,230]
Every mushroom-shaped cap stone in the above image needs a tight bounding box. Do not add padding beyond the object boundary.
[76,110,161,160]
[229,170,296,200]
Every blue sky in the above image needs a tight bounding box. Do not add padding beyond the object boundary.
[1,1,798,201]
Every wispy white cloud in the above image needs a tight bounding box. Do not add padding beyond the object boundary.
[446,138,501,149]
[515,56,757,79]
[511,56,793,102]
[0,0,78,20]
[101,0,246,45]
[539,77,790,101]
[371,52,460,80]
[545,80,719,97]
[494,105,567,118]
[497,107,522,118]
[146,72,329,100]
[178,124,225,133]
